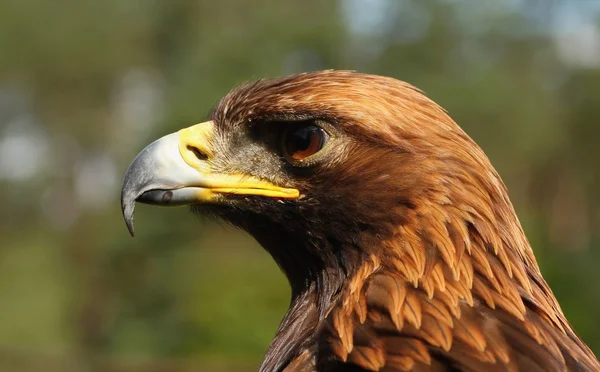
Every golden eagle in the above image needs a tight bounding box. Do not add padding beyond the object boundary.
[121,71,599,371]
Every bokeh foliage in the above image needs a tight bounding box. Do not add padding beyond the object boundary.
[0,1,598,370]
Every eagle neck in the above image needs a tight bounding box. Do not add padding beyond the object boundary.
[256,232,356,371]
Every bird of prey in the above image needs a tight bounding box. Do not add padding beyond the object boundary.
[121,70,599,371]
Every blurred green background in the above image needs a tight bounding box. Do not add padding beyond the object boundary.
[0,0,599,371]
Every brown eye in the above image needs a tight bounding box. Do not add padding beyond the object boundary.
[281,124,329,162]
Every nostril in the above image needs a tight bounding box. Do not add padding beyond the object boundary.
[187,145,209,161]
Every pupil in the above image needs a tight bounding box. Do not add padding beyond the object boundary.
[290,127,316,153]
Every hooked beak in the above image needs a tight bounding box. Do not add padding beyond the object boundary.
[120,121,300,236]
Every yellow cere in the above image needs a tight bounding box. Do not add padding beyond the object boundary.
[178,121,215,168]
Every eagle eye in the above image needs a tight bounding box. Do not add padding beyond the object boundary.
[281,123,329,163]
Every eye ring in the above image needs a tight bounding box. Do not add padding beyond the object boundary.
[280,123,329,165]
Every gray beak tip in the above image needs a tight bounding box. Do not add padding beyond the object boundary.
[120,131,199,237]
[121,191,137,237]
[125,213,136,237]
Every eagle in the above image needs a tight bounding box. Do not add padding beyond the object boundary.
[121,70,599,371]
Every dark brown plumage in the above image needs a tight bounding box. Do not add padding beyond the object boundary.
[121,70,599,371]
